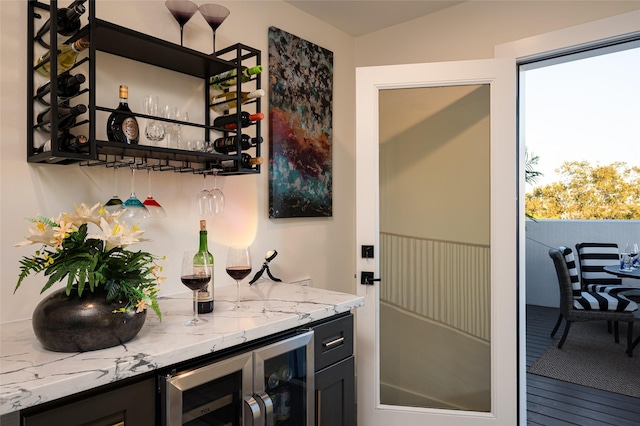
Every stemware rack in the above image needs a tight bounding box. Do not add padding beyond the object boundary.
[27,0,262,176]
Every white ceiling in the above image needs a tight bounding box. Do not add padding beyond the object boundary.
[285,1,464,36]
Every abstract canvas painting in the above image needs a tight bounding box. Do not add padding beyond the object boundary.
[268,27,333,218]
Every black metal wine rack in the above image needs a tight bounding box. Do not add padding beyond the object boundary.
[27,0,262,175]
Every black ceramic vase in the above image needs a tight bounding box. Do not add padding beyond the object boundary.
[32,286,147,352]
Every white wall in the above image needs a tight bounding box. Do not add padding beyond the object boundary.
[0,1,356,322]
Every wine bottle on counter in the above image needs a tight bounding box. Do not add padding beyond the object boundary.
[209,89,265,114]
[35,72,86,105]
[35,38,89,77]
[213,134,263,154]
[221,153,263,172]
[106,85,139,144]
[209,65,263,91]
[36,103,87,131]
[194,220,214,314]
[34,132,88,154]
[34,2,86,48]
[213,112,265,130]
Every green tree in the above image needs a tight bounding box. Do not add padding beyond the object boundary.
[526,161,640,219]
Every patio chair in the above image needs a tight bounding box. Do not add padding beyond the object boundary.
[575,242,640,296]
[548,246,637,357]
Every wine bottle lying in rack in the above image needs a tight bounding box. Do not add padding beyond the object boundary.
[35,38,89,77]
[34,132,88,154]
[221,153,263,172]
[36,104,87,131]
[34,2,86,48]
[209,65,263,91]
[35,72,86,105]
[213,112,264,130]
[213,134,263,153]
[209,89,264,114]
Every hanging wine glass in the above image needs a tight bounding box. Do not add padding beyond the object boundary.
[104,166,123,212]
[165,0,199,46]
[210,170,225,214]
[143,169,167,218]
[198,3,230,56]
[196,173,214,216]
[121,167,150,220]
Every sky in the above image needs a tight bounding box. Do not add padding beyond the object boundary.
[521,43,640,189]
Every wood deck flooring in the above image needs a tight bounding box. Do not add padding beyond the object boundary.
[526,304,640,425]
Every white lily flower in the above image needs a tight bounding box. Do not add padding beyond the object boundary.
[15,220,58,247]
[89,217,149,251]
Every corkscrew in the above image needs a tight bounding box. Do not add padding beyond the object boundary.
[249,250,282,284]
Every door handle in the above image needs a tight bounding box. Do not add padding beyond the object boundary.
[323,336,345,349]
[361,271,381,285]
[243,395,260,426]
[256,391,274,426]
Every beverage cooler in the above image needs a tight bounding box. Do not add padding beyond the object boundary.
[160,331,314,425]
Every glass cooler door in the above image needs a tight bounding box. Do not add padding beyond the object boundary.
[253,331,315,426]
[163,352,253,426]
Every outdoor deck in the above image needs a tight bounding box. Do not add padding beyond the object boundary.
[526,304,640,425]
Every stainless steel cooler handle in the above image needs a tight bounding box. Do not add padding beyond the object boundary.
[243,395,260,426]
[256,391,274,426]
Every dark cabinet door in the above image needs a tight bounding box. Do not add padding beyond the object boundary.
[315,356,355,426]
[23,377,155,426]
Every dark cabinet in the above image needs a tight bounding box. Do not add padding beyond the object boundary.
[21,376,155,426]
[312,313,355,426]
[13,314,356,425]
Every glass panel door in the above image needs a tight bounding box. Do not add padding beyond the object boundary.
[356,58,517,425]
[378,85,491,412]
[253,331,315,426]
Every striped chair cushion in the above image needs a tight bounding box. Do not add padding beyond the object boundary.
[575,242,622,291]
[588,284,640,296]
[559,246,581,299]
[573,291,638,312]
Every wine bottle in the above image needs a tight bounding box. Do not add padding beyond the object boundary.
[210,89,265,113]
[213,134,263,154]
[36,103,87,131]
[35,72,86,105]
[209,65,263,91]
[221,153,263,172]
[34,2,86,49]
[106,85,140,145]
[35,38,89,77]
[61,133,89,153]
[194,220,214,314]
[35,132,89,154]
[213,112,265,130]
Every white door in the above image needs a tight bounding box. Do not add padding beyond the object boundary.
[356,58,517,425]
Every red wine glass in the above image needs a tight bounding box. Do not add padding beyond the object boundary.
[143,169,167,218]
[198,3,230,56]
[165,0,199,46]
[181,250,211,325]
[226,246,252,310]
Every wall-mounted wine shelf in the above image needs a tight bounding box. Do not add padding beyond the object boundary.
[27,0,262,176]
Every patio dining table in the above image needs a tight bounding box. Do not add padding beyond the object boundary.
[603,264,640,353]
[603,264,640,279]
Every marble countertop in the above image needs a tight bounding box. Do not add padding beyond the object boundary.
[0,282,364,415]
